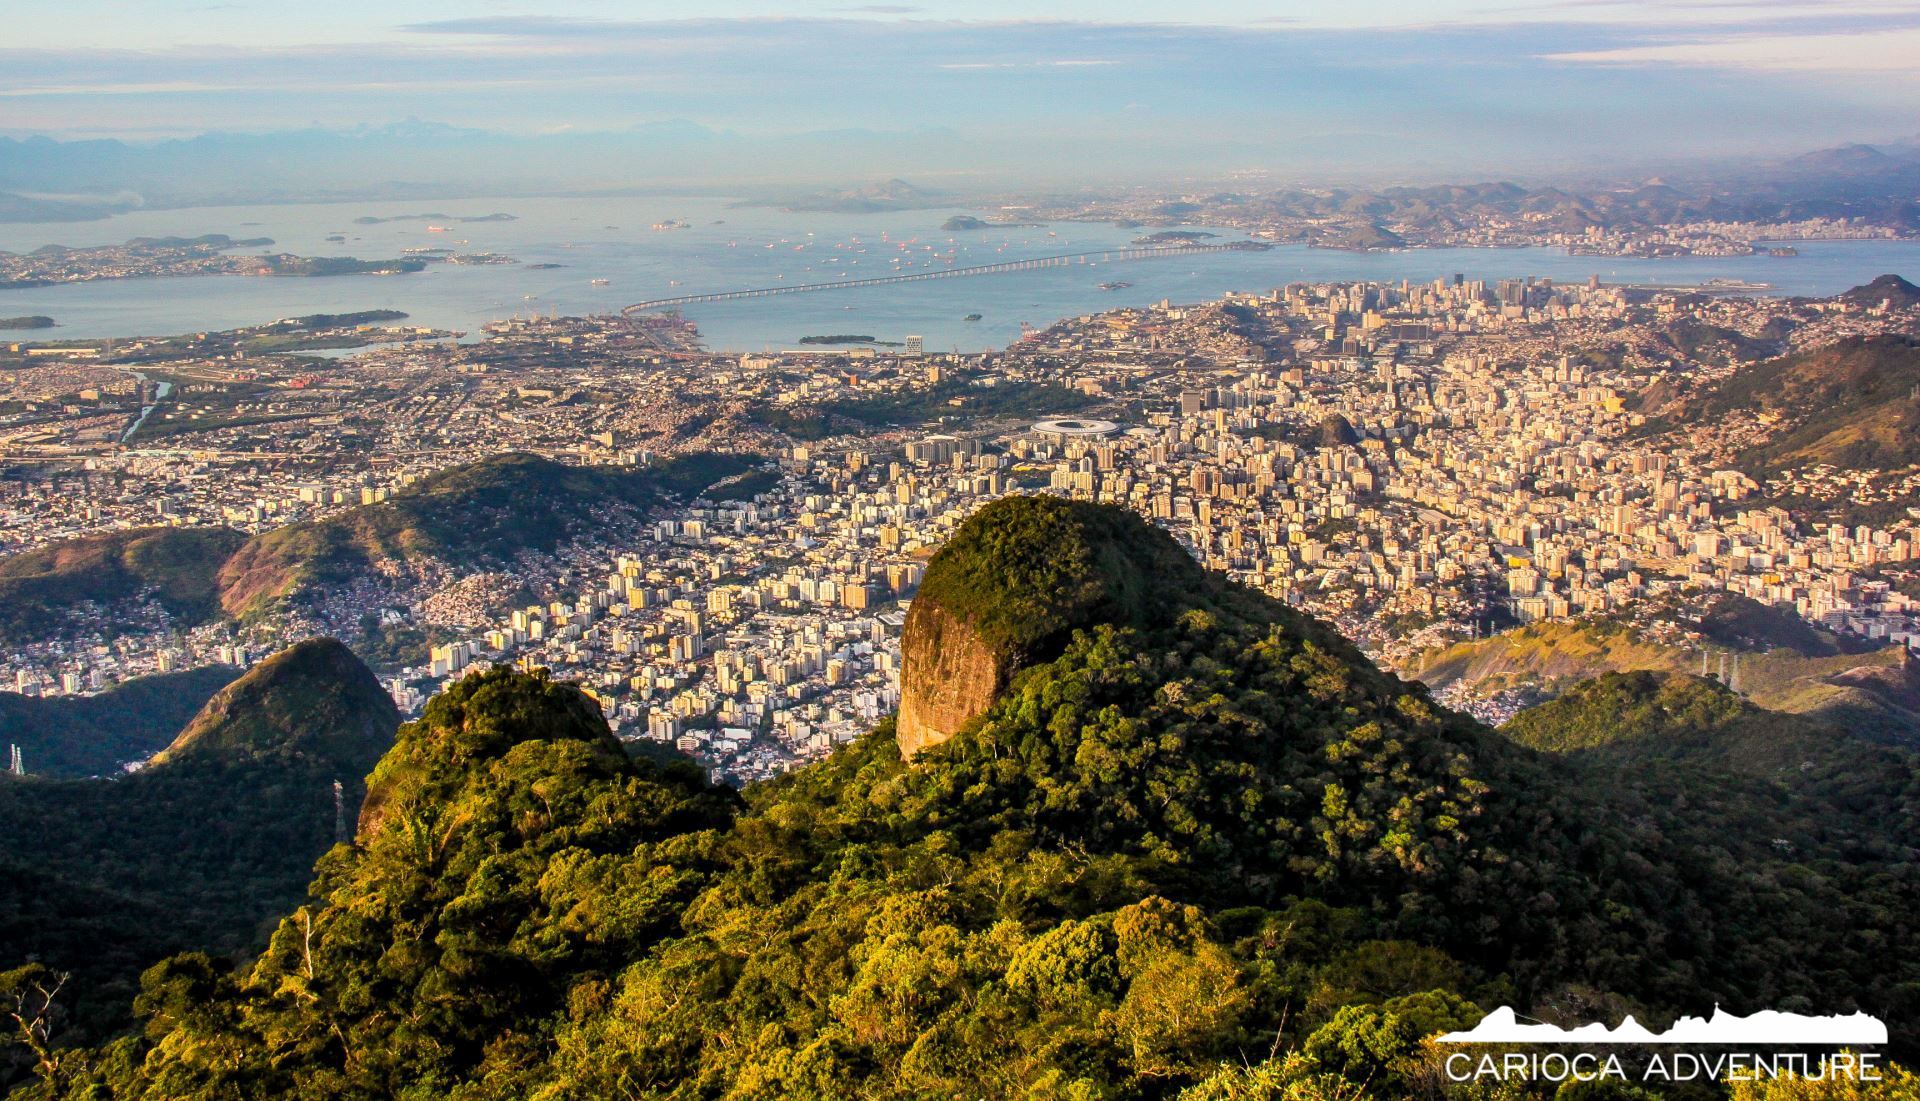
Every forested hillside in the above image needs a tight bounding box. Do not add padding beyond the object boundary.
[0,452,762,648]
[1413,603,1920,744]
[215,451,759,620]
[0,640,398,1068]
[8,500,1916,1099]
[0,666,238,777]
[0,527,246,647]
[1642,333,1920,476]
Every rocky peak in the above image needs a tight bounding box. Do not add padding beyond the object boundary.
[896,496,1198,758]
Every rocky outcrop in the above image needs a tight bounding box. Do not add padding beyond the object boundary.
[893,495,1200,760]
[896,598,1009,758]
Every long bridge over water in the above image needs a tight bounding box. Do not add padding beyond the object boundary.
[622,241,1271,313]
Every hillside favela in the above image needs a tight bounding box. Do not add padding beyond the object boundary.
[5,2,1920,1098]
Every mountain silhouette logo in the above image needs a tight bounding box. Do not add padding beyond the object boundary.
[1440,1006,1889,1046]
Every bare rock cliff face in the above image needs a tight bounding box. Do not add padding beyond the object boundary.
[896,597,1008,759]
[891,496,1201,761]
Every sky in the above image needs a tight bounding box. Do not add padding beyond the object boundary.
[1,0,1917,184]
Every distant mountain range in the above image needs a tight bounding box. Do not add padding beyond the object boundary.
[0,122,970,220]
[1,124,1916,227]
[1763,141,1920,202]
[776,178,943,213]
[1148,161,1920,237]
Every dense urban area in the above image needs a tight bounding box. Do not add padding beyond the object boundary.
[16,0,1920,1092]
[4,264,1919,782]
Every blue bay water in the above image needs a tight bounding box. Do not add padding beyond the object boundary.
[3,195,1917,351]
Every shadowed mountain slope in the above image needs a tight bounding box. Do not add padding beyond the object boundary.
[0,527,246,646]
[0,640,398,1054]
[0,666,239,778]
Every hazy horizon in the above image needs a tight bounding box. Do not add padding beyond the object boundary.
[4,1,1920,200]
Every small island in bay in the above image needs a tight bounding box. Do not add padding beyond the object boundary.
[128,233,275,249]
[1132,229,1217,245]
[438,253,517,266]
[297,308,408,325]
[0,315,55,330]
[943,214,1043,231]
[244,255,427,277]
[798,334,879,345]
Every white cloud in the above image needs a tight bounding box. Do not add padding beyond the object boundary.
[0,81,243,97]
[1545,25,1920,70]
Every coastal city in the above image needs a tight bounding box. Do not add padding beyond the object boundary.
[5,264,1918,780]
[12,0,1920,1091]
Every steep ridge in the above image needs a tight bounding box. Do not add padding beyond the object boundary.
[150,637,397,770]
[0,452,761,650]
[23,667,737,1099]
[21,501,1920,1100]
[0,526,246,646]
[0,639,398,1052]
[1642,332,1920,476]
[897,496,1198,755]
[1413,613,1920,743]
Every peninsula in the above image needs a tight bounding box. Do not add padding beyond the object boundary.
[0,234,431,288]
